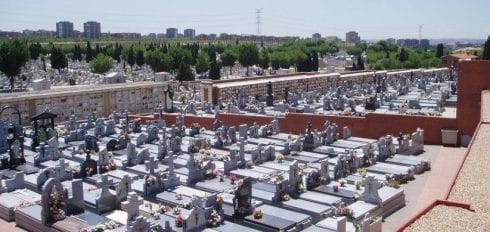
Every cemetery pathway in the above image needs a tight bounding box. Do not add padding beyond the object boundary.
[0,221,25,232]
[382,145,467,232]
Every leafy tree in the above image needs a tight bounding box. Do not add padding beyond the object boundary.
[145,50,172,72]
[311,51,319,71]
[483,36,490,60]
[258,49,270,73]
[176,62,194,82]
[112,43,122,63]
[398,48,408,62]
[209,60,221,80]
[50,46,68,72]
[29,42,42,60]
[435,44,444,58]
[136,50,145,66]
[86,41,94,62]
[127,46,135,69]
[347,46,363,56]
[356,55,365,70]
[237,43,259,76]
[0,39,29,90]
[220,49,237,75]
[195,51,211,75]
[90,54,113,74]
[168,46,192,72]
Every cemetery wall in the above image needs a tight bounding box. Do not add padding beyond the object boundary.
[0,82,175,125]
[136,112,457,145]
[457,61,490,139]
[210,68,449,104]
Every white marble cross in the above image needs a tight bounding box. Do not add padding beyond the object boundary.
[121,192,143,221]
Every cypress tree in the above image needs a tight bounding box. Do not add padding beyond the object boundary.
[483,36,490,60]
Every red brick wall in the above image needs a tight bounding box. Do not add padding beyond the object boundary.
[457,61,490,137]
[132,112,457,145]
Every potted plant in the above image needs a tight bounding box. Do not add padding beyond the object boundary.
[355,180,362,190]
[253,209,263,219]
[339,179,346,187]
[275,153,285,163]
[175,215,184,227]
[229,174,238,185]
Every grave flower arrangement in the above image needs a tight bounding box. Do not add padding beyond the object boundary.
[333,184,339,192]
[176,193,183,200]
[357,168,367,177]
[88,221,117,232]
[253,209,263,219]
[85,167,94,176]
[246,161,255,169]
[275,153,285,163]
[175,215,184,227]
[144,174,157,185]
[48,189,66,221]
[109,159,117,170]
[182,201,191,209]
[335,205,354,220]
[99,164,110,174]
[158,204,173,214]
[215,196,224,211]
[281,193,290,201]
[339,179,346,187]
[207,210,222,227]
[355,180,362,190]
[229,174,238,185]
[297,182,305,192]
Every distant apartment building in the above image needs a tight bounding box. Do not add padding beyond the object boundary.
[346,31,360,44]
[157,33,165,39]
[184,29,195,38]
[84,21,101,38]
[56,21,74,38]
[166,28,178,38]
[325,36,341,42]
[386,38,396,44]
[397,39,429,49]
[148,33,157,39]
[420,39,430,49]
[312,33,321,39]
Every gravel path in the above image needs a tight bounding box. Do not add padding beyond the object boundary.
[405,124,490,231]
[404,205,488,232]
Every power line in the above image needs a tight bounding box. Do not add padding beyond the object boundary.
[418,24,423,39]
[256,9,262,35]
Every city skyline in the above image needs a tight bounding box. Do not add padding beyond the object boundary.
[1,0,489,39]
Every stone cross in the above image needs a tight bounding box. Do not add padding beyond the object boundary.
[145,157,158,175]
[96,174,114,197]
[121,192,143,221]
[361,175,382,204]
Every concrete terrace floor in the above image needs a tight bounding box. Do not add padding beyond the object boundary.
[382,145,467,232]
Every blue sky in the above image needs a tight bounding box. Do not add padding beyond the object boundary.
[1,0,489,39]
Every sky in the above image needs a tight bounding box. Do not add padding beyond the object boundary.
[1,0,489,39]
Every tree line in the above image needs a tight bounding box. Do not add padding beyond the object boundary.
[2,36,490,90]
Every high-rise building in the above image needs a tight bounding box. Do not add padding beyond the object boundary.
[386,38,396,44]
[56,21,74,38]
[346,31,360,44]
[166,28,178,38]
[420,39,430,49]
[184,29,195,38]
[84,21,101,38]
[312,33,321,39]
